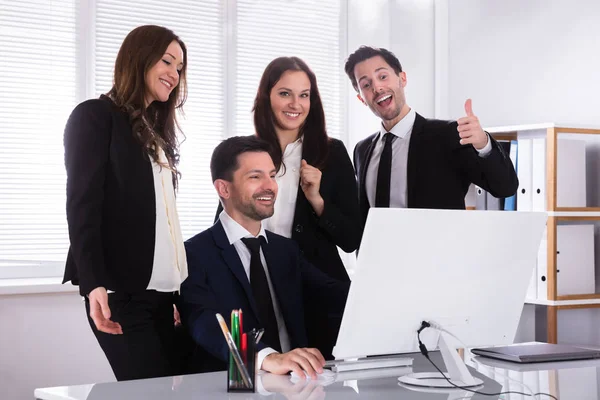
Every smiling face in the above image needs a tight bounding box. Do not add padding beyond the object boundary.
[221,151,278,229]
[269,70,311,138]
[144,40,184,106]
[353,55,409,131]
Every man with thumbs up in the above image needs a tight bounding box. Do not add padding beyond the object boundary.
[345,46,518,228]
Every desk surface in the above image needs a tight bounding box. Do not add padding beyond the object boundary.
[35,352,600,400]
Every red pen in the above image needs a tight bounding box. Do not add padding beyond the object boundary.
[241,333,248,365]
[238,308,244,336]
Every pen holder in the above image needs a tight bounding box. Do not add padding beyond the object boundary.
[227,334,256,393]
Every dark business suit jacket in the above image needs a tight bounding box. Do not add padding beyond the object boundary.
[353,113,519,227]
[213,138,361,358]
[290,138,362,282]
[216,138,362,282]
[62,95,157,296]
[179,220,349,371]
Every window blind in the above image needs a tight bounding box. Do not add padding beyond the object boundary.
[234,0,343,140]
[93,0,224,240]
[0,0,77,278]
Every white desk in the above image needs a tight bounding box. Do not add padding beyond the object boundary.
[35,352,600,399]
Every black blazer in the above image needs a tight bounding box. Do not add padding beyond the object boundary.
[179,221,349,370]
[216,138,362,282]
[353,113,519,228]
[63,95,157,295]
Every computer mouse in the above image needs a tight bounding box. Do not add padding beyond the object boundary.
[290,369,336,381]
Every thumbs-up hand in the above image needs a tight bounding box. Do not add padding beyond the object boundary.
[300,159,325,216]
[457,98,488,150]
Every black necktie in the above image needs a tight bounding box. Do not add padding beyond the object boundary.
[240,237,282,352]
[375,132,394,207]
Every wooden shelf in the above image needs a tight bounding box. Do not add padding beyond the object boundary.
[549,212,600,218]
[555,127,600,135]
[485,123,600,343]
[555,207,600,212]
[525,298,600,307]
[554,214,600,220]
[556,294,600,301]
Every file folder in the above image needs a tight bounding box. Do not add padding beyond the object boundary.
[557,139,587,207]
[517,138,533,211]
[504,140,518,211]
[556,224,595,296]
[536,228,548,300]
[475,186,487,210]
[531,138,547,211]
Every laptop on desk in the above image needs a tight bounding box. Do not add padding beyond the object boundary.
[472,342,600,363]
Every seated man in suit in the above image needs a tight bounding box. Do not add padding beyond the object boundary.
[345,46,518,228]
[179,135,349,378]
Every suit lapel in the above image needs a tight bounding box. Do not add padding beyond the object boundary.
[406,114,425,208]
[360,134,379,208]
[211,221,259,318]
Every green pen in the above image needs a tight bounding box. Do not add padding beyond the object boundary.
[232,310,240,385]
[229,310,236,386]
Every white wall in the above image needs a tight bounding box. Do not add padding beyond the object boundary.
[0,291,113,400]
[347,0,435,151]
[446,0,600,127]
[444,0,600,347]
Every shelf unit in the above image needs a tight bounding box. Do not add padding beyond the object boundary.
[487,123,600,343]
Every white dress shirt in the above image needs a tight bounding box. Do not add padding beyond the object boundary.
[146,147,188,292]
[365,109,493,208]
[264,137,303,238]
[219,211,291,370]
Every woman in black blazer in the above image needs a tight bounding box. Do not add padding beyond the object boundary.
[253,57,362,358]
[63,25,190,381]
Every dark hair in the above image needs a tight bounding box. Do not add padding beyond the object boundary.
[344,46,402,92]
[253,56,329,173]
[106,25,188,188]
[210,136,275,182]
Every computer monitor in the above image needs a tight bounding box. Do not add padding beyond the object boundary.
[332,208,547,388]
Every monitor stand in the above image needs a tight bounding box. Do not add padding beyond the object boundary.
[398,332,483,388]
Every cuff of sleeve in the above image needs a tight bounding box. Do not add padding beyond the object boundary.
[476,134,493,158]
[257,347,278,372]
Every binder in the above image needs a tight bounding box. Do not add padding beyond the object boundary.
[486,191,504,211]
[504,140,518,211]
[557,139,587,207]
[531,138,547,211]
[465,184,477,209]
[516,138,532,211]
[479,141,510,211]
[556,225,595,295]
[536,228,548,300]
[475,186,487,210]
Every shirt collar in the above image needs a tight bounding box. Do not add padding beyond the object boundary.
[219,210,268,245]
[283,135,303,157]
[377,108,416,140]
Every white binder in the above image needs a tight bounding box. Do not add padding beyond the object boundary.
[475,185,487,210]
[517,138,533,211]
[557,139,587,207]
[531,138,547,211]
[556,224,595,295]
[536,228,548,300]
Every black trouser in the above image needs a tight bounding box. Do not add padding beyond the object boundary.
[85,290,184,381]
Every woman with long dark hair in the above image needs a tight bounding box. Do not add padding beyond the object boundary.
[63,25,189,381]
[253,57,362,358]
